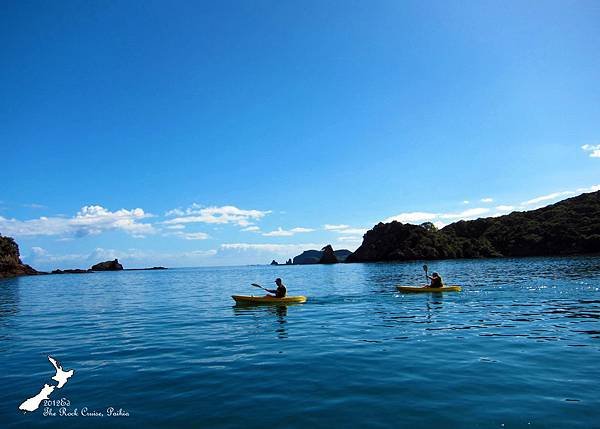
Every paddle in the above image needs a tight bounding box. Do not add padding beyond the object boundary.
[251,283,269,292]
[423,264,428,284]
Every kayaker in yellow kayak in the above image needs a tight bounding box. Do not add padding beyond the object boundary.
[264,278,287,298]
[426,272,443,288]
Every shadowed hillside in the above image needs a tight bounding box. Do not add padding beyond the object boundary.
[347,191,600,262]
[0,235,39,278]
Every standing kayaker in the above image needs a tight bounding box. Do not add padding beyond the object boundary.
[265,278,287,298]
[426,272,443,288]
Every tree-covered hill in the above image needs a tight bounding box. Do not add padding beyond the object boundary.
[0,234,39,278]
[347,191,600,262]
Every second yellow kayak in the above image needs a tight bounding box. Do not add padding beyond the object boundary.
[232,295,308,304]
[396,286,462,293]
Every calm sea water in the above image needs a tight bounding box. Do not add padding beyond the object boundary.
[1,257,599,428]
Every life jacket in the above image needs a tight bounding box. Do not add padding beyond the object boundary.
[276,285,287,298]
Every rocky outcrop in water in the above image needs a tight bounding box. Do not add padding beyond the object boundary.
[125,267,168,271]
[270,260,279,265]
[347,190,600,262]
[91,259,124,271]
[0,235,39,278]
[319,245,339,264]
[292,249,352,264]
[51,269,92,274]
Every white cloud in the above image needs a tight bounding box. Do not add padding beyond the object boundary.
[71,206,155,237]
[165,224,185,230]
[163,204,270,227]
[221,243,322,254]
[28,251,90,266]
[582,144,600,158]
[480,197,494,203]
[179,232,210,240]
[382,184,600,228]
[462,200,470,205]
[0,205,155,238]
[521,191,574,206]
[290,227,314,233]
[262,229,293,237]
[23,203,46,209]
[323,224,367,243]
[23,247,220,270]
[31,246,47,256]
[324,224,350,230]
[262,227,315,237]
[439,207,490,220]
[576,184,600,193]
[521,184,600,207]
[241,226,260,232]
[385,208,490,225]
[164,208,185,217]
[163,229,210,240]
[219,242,347,264]
[335,228,367,235]
[383,208,490,227]
[336,235,363,242]
[333,236,363,251]
[384,212,438,223]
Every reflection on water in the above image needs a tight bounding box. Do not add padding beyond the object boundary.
[0,277,19,324]
[233,304,290,339]
[0,278,20,350]
[0,277,20,320]
[426,292,444,319]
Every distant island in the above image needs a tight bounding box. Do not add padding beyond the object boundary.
[125,267,168,271]
[347,190,600,262]
[270,246,353,265]
[0,236,167,279]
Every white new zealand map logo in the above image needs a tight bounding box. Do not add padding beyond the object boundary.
[19,356,74,412]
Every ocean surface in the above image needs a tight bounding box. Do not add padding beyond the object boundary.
[1,257,599,428]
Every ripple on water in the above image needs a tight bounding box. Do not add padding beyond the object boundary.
[1,257,599,428]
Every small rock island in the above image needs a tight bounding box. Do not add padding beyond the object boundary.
[91,259,124,271]
[319,245,338,264]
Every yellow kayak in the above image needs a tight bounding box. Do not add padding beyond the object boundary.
[396,286,462,293]
[232,295,308,304]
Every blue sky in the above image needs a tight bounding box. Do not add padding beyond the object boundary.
[1,0,599,269]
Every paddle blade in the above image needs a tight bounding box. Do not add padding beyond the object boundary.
[423,264,428,273]
[251,283,262,288]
